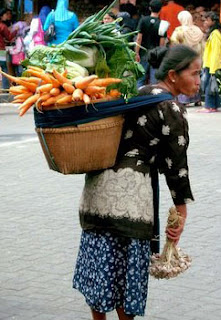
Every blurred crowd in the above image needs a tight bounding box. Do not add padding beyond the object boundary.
[0,0,220,112]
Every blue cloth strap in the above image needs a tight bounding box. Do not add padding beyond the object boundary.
[34,93,173,128]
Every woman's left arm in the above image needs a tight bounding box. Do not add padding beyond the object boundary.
[158,101,194,243]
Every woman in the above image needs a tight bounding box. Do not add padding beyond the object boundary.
[10,21,27,76]
[39,5,51,27]
[0,8,17,89]
[43,0,79,45]
[102,11,117,24]
[73,45,200,320]
[170,10,204,106]
[198,11,221,113]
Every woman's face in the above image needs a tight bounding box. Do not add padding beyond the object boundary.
[1,13,8,21]
[103,14,114,24]
[204,17,215,30]
[173,58,201,96]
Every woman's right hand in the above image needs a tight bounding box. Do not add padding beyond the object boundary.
[166,204,187,244]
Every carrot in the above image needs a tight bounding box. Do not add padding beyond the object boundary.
[20,77,43,85]
[36,83,53,93]
[62,69,68,77]
[109,89,121,98]
[19,94,40,116]
[14,92,33,100]
[75,75,98,90]
[18,80,38,92]
[89,78,122,87]
[50,88,61,96]
[9,85,29,94]
[62,83,75,94]
[13,99,24,104]
[82,93,91,105]
[52,69,72,85]
[0,71,36,91]
[56,95,73,105]
[48,74,61,88]
[84,86,106,96]
[27,66,44,72]
[26,69,52,84]
[41,92,68,107]
[39,93,51,101]
[72,88,84,102]
[94,93,105,100]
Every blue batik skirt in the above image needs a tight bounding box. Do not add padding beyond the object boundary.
[73,230,150,316]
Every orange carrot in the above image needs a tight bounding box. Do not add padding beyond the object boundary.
[14,92,33,100]
[89,78,122,87]
[19,94,40,116]
[39,93,51,101]
[36,83,53,93]
[50,88,61,96]
[72,88,84,101]
[84,86,106,96]
[18,80,37,92]
[26,69,52,84]
[0,71,37,91]
[27,66,44,72]
[56,95,73,105]
[83,93,91,105]
[75,75,98,90]
[48,74,61,88]
[9,85,29,94]
[62,83,75,94]
[62,69,68,77]
[41,92,68,107]
[20,77,43,85]
[109,89,121,98]
[52,69,72,85]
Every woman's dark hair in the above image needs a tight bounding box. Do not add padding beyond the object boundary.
[205,11,221,38]
[0,8,7,18]
[148,45,199,81]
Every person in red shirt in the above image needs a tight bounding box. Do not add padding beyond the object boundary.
[159,0,184,39]
[0,8,17,89]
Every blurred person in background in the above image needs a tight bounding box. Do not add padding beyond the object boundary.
[198,11,221,113]
[0,8,17,89]
[159,0,184,39]
[24,12,45,52]
[43,0,79,45]
[10,21,28,76]
[136,0,168,88]
[170,10,204,106]
[39,5,51,27]
[103,11,117,24]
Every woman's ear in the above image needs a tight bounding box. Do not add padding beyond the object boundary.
[168,69,177,84]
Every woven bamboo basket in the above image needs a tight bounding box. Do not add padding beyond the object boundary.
[36,115,124,174]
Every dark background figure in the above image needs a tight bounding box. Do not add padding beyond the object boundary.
[38,5,51,27]
[43,0,79,45]
[0,8,17,89]
[198,11,221,113]
[159,0,184,39]
[135,0,168,87]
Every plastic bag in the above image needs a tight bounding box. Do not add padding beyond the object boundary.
[200,68,207,92]
[208,74,219,95]
[44,22,56,43]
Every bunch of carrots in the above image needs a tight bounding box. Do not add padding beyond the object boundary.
[0,66,122,116]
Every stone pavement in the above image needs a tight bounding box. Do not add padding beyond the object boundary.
[0,105,221,320]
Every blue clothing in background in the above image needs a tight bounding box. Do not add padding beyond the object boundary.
[43,13,79,45]
[39,6,51,27]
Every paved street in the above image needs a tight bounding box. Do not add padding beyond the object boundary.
[0,103,221,320]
